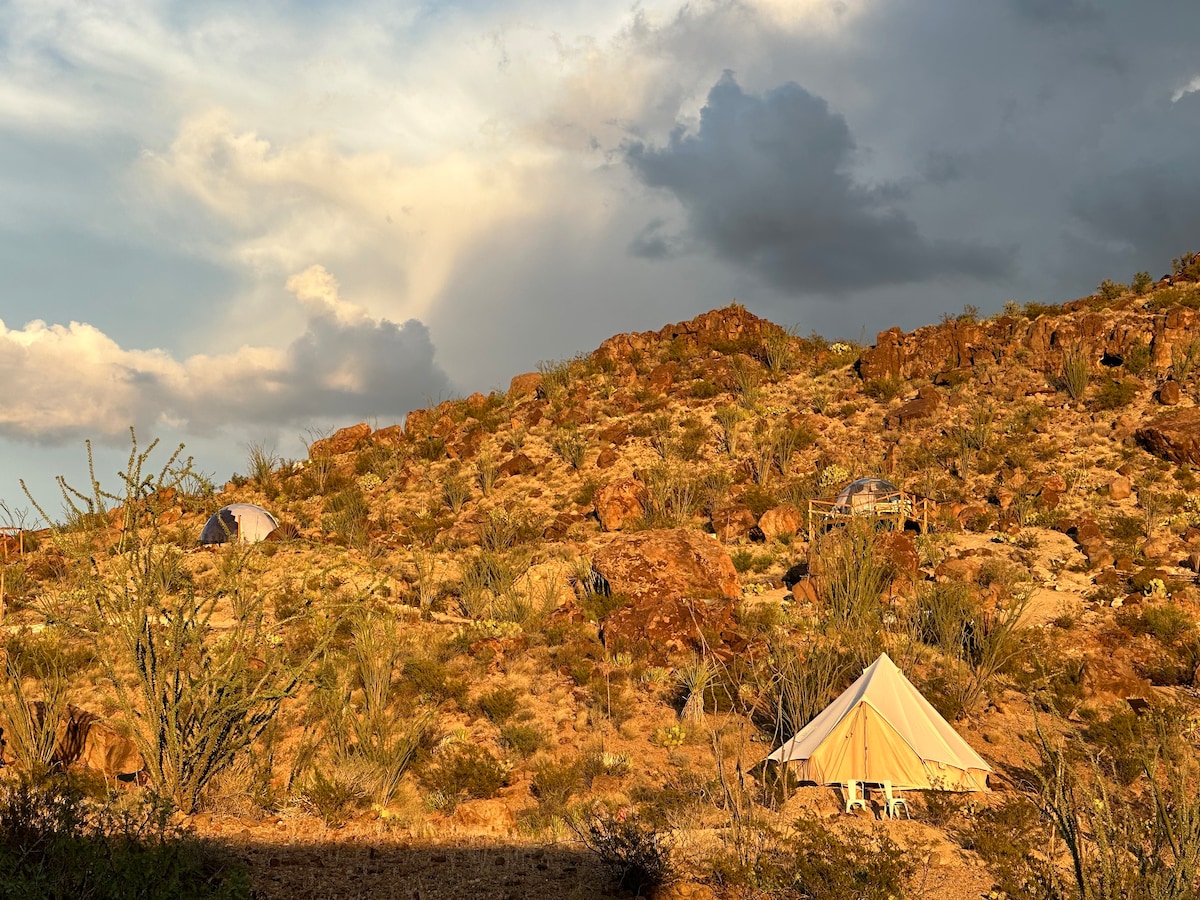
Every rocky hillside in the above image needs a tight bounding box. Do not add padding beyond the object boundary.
[5,258,1200,899]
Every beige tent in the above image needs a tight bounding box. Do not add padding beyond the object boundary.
[766,653,991,791]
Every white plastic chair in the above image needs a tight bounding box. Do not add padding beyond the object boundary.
[882,781,909,819]
[844,780,868,813]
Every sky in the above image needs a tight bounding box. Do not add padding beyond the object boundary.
[2,0,1200,517]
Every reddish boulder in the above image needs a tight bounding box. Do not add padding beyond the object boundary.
[878,531,920,579]
[886,393,943,428]
[758,504,803,541]
[498,453,536,478]
[711,505,757,543]
[509,372,543,399]
[647,363,678,394]
[1136,408,1200,465]
[596,447,619,469]
[591,528,741,605]
[371,424,405,448]
[1109,476,1132,500]
[595,479,648,532]
[601,595,735,661]
[1157,380,1182,405]
[598,422,630,446]
[308,423,371,458]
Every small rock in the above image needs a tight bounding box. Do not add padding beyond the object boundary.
[1108,476,1132,500]
[1158,380,1183,405]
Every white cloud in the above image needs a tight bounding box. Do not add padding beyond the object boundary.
[0,267,449,443]
[1172,76,1200,103]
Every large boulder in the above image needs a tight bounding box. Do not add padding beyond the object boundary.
[591,528,741,604]
[594,479,647,532]
[601,596,735,660]
[710,505,757,543]
[758,504,803,541]
[308,423,372,458]
[886,390,943,428]
[1136,408,1200,466]
[592,529,741,660]
[508,372,543,400]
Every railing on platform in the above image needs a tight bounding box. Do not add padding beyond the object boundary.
[807,490,933,541]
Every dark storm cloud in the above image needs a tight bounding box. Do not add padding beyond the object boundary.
[174,313,452,435]
[624,73,1012,294]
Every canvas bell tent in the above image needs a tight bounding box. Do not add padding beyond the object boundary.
[766,653,992,791]
[200,504,279,545]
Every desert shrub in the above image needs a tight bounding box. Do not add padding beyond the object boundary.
[401,658,467,705]
[1035,717,1200,900]
[690,379,721,399]
[731,549,754,573]
[323,485,371,546]
[1081,706,1186,787]
[421,743,509,809]
[299,766,368,826]
[1097,278,1127,301]
[712,405,744,455]
[499,723,543,757]
[477,686,520,724]
[914,581,1029,717]
[0,782,249,898]
[1172,336,1200,383]
[1132,270,1154,295]
[1122,340,1153,376]
[587,678,635,726]
[1093,376,1138,410]
[740,483,779,518]
[754,640,857,747]
[553,640,604,685]
[0,658,68,783]
[413,435,446,462]
[4,629,95,681]
[442,473,472,513]
[316,614,432,806]
[569,805,671,895]
[730,357,762,408]
[814,520,892,629]
[531,758,584,814]
[864,376,903,401]
[955,796,1047,897]
[1107,512,1143,542]
[761,324,798,374]
[475,507,536,553]
[676,418,711,461]
[1061,348,1091,400]
[244,440,279,489]
[639,464,710,528]
[709,817,913,900]
[551,427,587,469]
[1173,250,1200,281]
[537,358,574,402]
[475,453,498,495]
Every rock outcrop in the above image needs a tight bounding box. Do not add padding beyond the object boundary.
[308,423,372,458]
[594,479,647,532]
[1135,408,1200,466]
[859,304,1200,384]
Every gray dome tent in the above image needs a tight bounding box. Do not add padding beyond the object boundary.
[200,504,279,545]
[833,477,903,516]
